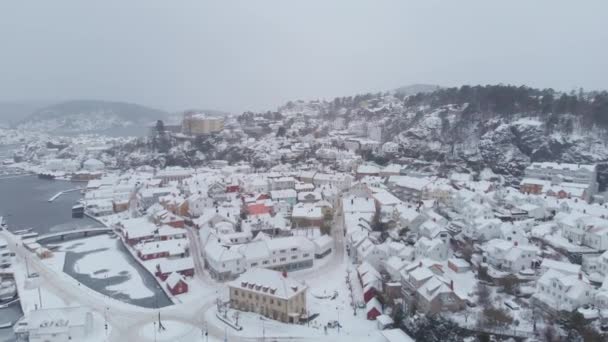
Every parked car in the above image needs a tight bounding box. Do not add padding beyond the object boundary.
[504,300,520,310]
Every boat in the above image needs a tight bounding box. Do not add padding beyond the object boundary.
[37,172,56,180]
[0,279,17,302]
[12,228,33,235]
[0,321,13,329]
[72,203,85,218]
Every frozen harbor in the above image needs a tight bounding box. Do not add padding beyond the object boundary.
[52,234,172,308]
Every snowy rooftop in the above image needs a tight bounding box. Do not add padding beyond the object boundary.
[342,195,375,214]
[529,162,596,172]
[228,268,307,300]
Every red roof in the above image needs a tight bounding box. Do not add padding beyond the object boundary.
[247,203,272,216]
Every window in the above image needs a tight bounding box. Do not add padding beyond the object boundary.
[280,257,286,262]
[303,253,310,258]
[291,247,297,251]
[291,255,297,260]
[263,261,269,265]
[252,262,258,267]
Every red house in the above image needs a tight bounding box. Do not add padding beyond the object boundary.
[166,273,188,295]
[226,184,240,193]
[363,285,377,303]
[139,250,169,261]
[137,240,187,261]
[246,202,272,216]
[366,297,382,320]
[156,258,195,281]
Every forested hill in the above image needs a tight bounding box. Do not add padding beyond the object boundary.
[275,85,608,189]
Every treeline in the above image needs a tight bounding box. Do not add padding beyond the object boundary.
[405,85,608,127]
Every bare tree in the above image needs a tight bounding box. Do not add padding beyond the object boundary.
[476,282,491,308]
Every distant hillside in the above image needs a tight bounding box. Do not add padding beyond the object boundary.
[0,101,50,126]
[248,84,608,190]
[18,100,169,134]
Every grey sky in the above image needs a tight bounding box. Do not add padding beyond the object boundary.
[1,1,606,113]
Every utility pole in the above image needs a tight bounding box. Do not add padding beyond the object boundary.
[337,308,340,334]
[37,286,42,309]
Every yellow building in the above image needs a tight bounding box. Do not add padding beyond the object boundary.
[228,268,307,323]
[182,113,224,135]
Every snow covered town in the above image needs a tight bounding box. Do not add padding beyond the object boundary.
[0,71,608,342]
[1,101,608,342]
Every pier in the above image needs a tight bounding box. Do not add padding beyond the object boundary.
[35,227,113,243]
[48,188,81,202]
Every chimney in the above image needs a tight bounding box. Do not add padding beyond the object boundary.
[449,280,454,291]
[578,273,583,280]
[418,261,422,268]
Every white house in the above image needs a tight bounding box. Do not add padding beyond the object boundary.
[534,269,593,312]
[237,236,315,272]
[414,237,448,261]
[482,239,538,273]
[15,307,94,342]
[203,237,246,280]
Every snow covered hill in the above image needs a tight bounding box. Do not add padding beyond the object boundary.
[17,100,168,134]
[261,85,608,189]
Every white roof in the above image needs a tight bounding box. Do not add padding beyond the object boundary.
[376,314,394,326]
[166,272,186,288]
[529,162,596,172]
[520,178,551,188]
[228,268,307,300]
[270,189,297,199]
[381,329,415,342]
[137,239,187,255]
[313,235,334,251]
[388,175,432,191]
[119,217,157,239]
[357,164,380,174]
[342,196,376,213]
[291,203,323,220]
[158,257,194,273]
[540,258,581,275]
[25,307,90,334]
[373,190,401,206]
[448,257,470,268]
[158,225,187,237]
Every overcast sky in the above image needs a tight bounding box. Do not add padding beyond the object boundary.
[1,1,606,113]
